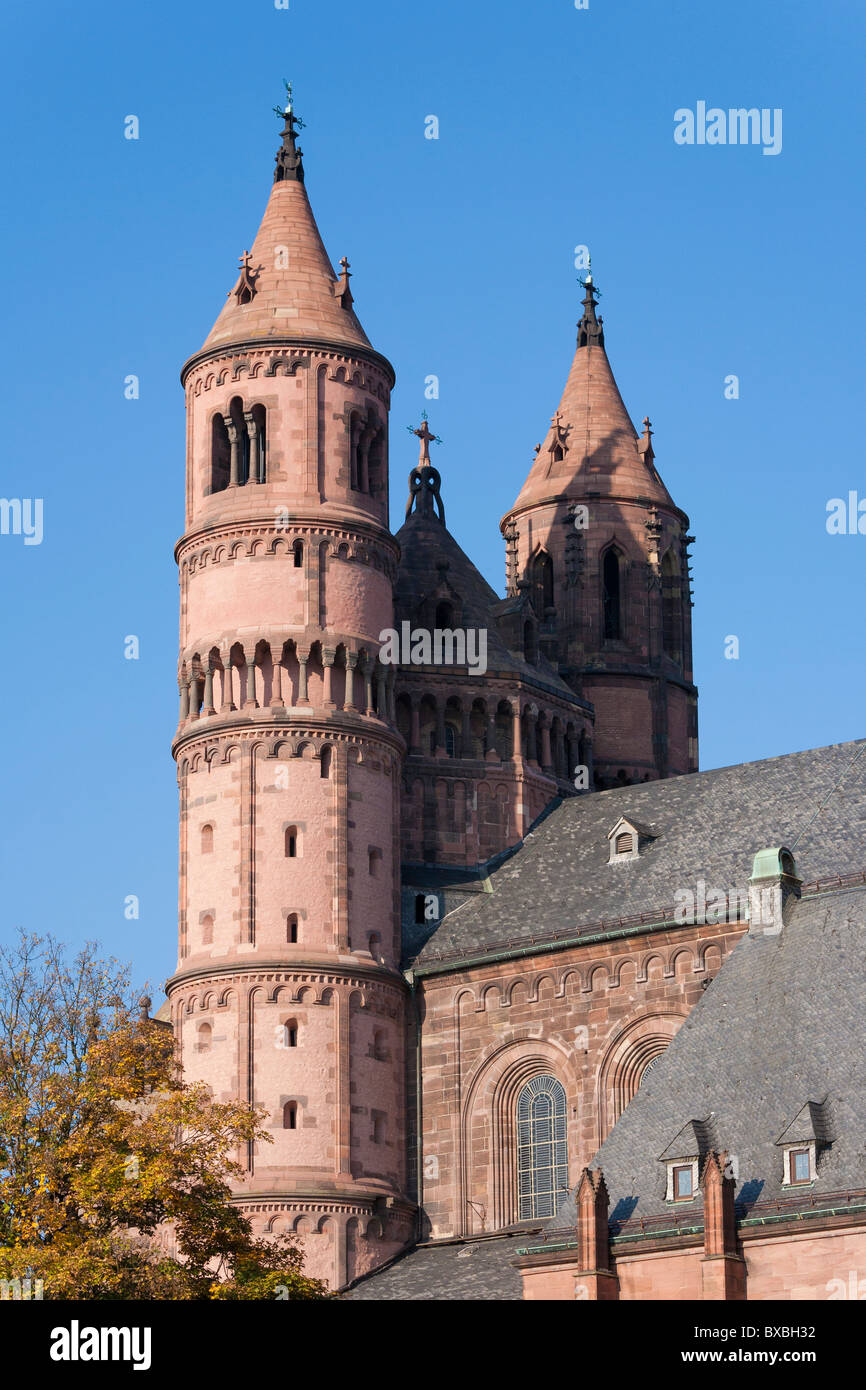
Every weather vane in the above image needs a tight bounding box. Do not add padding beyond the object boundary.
[273,79,305,127]
[576,255,600,296]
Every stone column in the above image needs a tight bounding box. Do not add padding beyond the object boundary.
[461,704,472,758]
[512,702,523,761]
[323,649,335,708]
[298,651,309,705]
[272,644,284,706]
[203,663,215,717]
[179,677,189,723]
[244,653,258,708]
[188,675,199,720]
[221,651,235,713]
[225,416,240,488]
[363,660,374,716]
[245,412,260,483]
[345,652,357,710]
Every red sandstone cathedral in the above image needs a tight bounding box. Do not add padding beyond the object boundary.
[164,99,866,1300]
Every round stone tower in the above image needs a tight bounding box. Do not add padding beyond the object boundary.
[501,276,698,787]
[166,100,413,1288]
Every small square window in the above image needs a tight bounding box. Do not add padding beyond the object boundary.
[673,1164,694,1200]
[790,1149,811,1184]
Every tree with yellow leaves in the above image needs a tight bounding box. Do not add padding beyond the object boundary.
[0,932,328,1299]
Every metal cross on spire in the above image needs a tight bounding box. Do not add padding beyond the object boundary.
[406,411,442,466]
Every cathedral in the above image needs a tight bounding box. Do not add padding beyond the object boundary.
[163,99,866,1300]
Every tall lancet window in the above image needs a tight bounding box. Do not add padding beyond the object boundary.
[602,548,621,641]
[517,1075,569,1219]
[530,550,554,614]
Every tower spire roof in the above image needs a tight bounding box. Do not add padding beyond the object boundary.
[198,91,373,355]
[508,274,675,514]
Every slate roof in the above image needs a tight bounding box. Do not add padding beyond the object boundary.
[548,881,866,1229]
[342,1230,529,1301]
[407,739,866,967]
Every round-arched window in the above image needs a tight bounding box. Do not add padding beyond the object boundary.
[517,1075,568,1220]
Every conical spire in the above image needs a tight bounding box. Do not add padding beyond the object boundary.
[199,96,372,354]
[510,275,673,512]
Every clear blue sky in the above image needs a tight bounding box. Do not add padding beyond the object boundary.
[1,0,863,1001]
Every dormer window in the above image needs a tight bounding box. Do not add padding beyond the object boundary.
[672,1163,696,1201]
[660,1118,714,1203]
[607,816,653,864]
[775,1100,829,1188]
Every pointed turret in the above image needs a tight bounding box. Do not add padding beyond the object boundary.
[501,273,698,788]
[199,99,372,354]
[511,278,673,513]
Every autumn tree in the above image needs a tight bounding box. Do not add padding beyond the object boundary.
[0,931,328,1299]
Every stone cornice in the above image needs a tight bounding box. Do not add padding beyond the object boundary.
[180,334,396,389]
[166,958,409,997]
[172,716,406,763]
[175,514,400,567]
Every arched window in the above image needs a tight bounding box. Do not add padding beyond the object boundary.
[530,551,554,614]
[444,724,457,758]
[210,414,230,495]
[283,1021,298,1048]
[368,848,382,877]
[287,914,298,944]
[285,826,298,858]
[661,548,681,663]
[201,914,214,946]
[517,1075,568,1219]
[201,824,214,854]
[293,540,304,568]
[639,1053,663,1087]
[320,746,332,779]
[197,1022,212,1054]
[368,932,382,962]
[602,549,621,640]
[283,1101,297,1130]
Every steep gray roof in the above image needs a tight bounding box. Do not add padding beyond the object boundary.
[408,740,866,966]
[550,882,866,1230]
[342,1230,528,1301]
